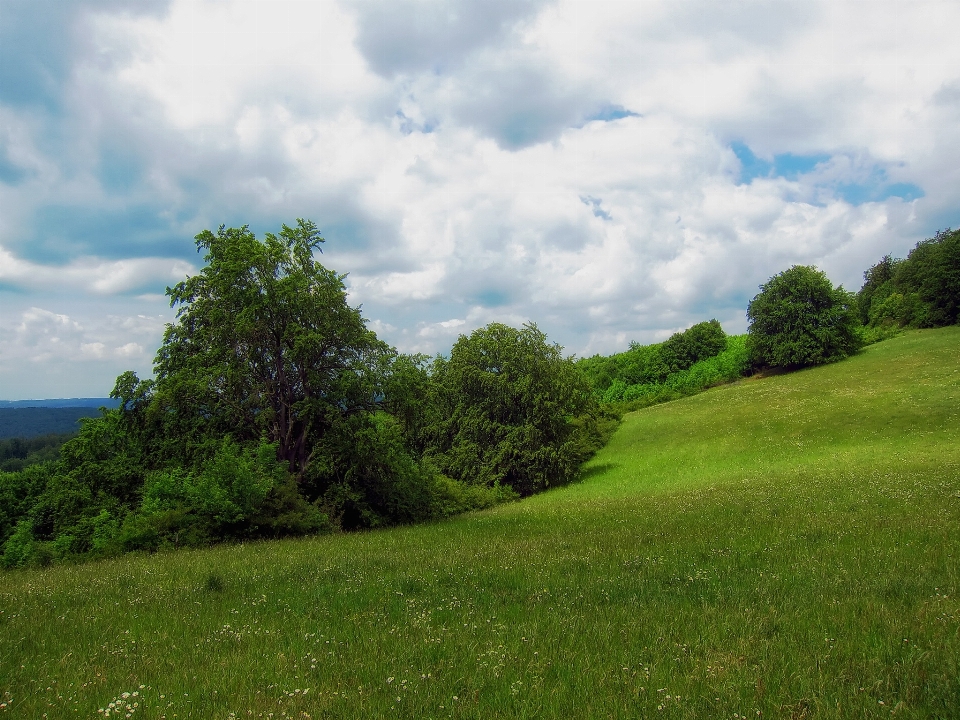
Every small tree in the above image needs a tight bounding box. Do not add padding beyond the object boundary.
[425,323,600,496]
[747,265,861,369]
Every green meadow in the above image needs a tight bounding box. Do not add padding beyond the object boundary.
[2,327,959,719]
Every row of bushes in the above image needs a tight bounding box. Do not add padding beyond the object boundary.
[578,227,958,409]
[577,319,728,393]
[599,335,750,409]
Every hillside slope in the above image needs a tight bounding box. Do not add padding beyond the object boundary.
[1,328,958,719]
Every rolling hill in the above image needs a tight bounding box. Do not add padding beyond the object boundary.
[1,328,958,718]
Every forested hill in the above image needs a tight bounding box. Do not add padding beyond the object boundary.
[0,407,108,439]
[0,398,118,409]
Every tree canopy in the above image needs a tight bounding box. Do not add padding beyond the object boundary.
[426,323,602,496]
[747,265,861,369]
[857,228,960,329]
[151,219,390,478]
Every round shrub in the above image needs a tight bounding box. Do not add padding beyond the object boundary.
[747,265,861,369]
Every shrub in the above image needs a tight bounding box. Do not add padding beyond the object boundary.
[1,520,35,569]
[132,438,318,546]
[660,319,727,373]
[427,323,600,496]
[747,265,861,369]
[430,475,519,518]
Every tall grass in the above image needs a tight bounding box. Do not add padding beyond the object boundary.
[1,328,958,719]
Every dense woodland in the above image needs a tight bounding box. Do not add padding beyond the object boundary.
[0,407,106,440]
[2,222,957,568]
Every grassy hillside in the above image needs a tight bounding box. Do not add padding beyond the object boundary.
[1,328,958,719]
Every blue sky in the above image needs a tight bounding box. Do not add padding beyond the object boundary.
[1,0,959,399]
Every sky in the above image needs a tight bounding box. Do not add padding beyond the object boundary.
[1,0,959,400]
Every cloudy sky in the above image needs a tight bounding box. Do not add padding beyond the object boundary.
[1,0,958,399]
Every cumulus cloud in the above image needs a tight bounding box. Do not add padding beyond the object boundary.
[0,245,194,295]
[0,304,168,399]
[2,0,960,397]
[349,0,548,76]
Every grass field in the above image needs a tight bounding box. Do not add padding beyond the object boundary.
[1,328,959,719]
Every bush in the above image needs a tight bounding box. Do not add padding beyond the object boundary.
[427,323,600,496]
[317,412,439,529]
[659,319,727,374]
[598,335,749,410]
[0,519,35,569]
[747,265,861,369]
[136,438,306,542]
[430,475,519,518]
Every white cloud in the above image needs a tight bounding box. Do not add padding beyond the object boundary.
[0,305,167,400]
[0,245,194,295]
[2,0,960,397]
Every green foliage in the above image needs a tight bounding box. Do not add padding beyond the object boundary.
[857,228,960,330]
[315,412,438,530]
[658,318,727,374]
[426,323,601,496]
[141,440,275,526]
[0,519,34,569]
[429,475,520,518]
[155,220,390,477]
[1,222,616,567]
[0,463,52,548]
[119,438,328,550]
[899,228,960,326]
[578,319,730,395]
[747,265,861,369]
[0,433,73,472]
[600,335,750,408]
[855,254,900,324]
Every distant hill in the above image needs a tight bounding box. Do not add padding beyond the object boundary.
[0,398,119,409]
[0,407,113,439]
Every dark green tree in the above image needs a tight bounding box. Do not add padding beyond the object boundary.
[659,319,727,375]
[747,265,861,369]
[153,219,392,478]
[426,323,601,496]
[897,228,960,327]
[856,254,901,325]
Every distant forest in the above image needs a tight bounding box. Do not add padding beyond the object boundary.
[1,221,957,569]
[0,407,107,440]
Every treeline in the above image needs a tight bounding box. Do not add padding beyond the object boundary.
[0,222,615,568]
[1,222,957,569]
[856,228,960,332]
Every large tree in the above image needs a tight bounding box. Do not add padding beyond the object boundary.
[153,219,391,477]
[747,265,861,369]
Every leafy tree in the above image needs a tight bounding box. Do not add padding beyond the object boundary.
[897,228,960,327]
[856,255,901,325]
[857,229,960,330]
[747,265,861,369]
[659,319,727,374]
[426,323,601,496]
[153,219,391,478]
